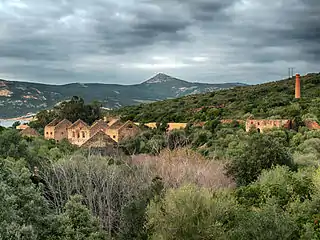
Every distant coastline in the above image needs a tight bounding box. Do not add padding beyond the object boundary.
[0,114,35,127]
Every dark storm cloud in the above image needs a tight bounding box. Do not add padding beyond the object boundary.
[0,0,319,84]
[171,0,237,21]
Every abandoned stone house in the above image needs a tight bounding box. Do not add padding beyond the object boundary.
[90,119,109,136]
[245,119,292,133]
[105,120,140,142]
[43,118,141,148]
[20,126,40,137]
[67,119,91,146]
[81,130,119,155]
[45,119,72,141]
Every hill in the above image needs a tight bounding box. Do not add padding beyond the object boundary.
[113,73,320,123]
[0,73,245,118]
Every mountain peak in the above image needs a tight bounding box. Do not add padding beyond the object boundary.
[142,73,187,84]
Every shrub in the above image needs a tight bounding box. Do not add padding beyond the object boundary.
[228,203,299,240]
[226,134,294,186]
[147,185,237,240]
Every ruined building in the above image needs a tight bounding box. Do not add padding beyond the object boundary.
[45,119,72,141]
[20,126,40,137]
[105,120,140,142]
[44,118,141,148]
[81,130,119,155]
[245,119,292,133]
[67,119,91,146]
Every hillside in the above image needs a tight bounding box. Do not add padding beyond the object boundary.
[0,73,245,118]
[114,73,320,122]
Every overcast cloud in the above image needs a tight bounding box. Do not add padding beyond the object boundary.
[0,0,319,84]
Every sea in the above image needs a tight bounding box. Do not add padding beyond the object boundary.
[0,119,30,128]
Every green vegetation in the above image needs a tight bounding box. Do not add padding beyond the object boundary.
[29,96,102,133]
[1,73,320,239]
[114,73,320,122]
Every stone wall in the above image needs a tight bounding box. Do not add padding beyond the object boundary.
[246,119,292,132]
[90,120,108,136]
[54,120,72,142]
[118,124,140,142]
[44,125,56,140]
[105,128,119,142]
[68,121,91,146]
[305,120,320,130]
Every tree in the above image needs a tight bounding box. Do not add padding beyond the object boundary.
[58,195,107,240]
[228,204,299,240]
[0,129,28,159]
[0,158,59,240]
[12,121,21,129]
[226,133,294,186]
[167,130,188,150]
[147,185,236,240]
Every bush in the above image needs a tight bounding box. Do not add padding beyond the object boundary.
[226,134,294,186]
[147,185,237,240]
[236,166,313,208]
[228,204,299,240]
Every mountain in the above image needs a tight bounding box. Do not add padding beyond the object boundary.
[0,73,246,118]
[114,73,320,123]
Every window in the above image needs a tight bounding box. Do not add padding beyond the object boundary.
[61,132,64,135]
[82,132,85,138]
[46,132,48,135]
[50,132,53,135]
[251,121,253,124]
[113,135,116,139]
[257,122,260,126]
[77,132,80,138]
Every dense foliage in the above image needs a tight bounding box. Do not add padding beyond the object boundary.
[113,73,320,122]
[1,73,320,239]
[1,118,320,239]
[29,96,102,133]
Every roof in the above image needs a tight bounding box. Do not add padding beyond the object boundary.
[68,119,89,129]
[81,130,117,148]
[55,119,72,129]
[90,119,107,129]
[107,118,120,127]
[90,119,108,133]
[20,127,40,137]
[46,118,60,127]
[118,120,139,131]
[108,119,125,129]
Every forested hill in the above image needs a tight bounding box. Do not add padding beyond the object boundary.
[0,73,245,118]
[114,73,320,123]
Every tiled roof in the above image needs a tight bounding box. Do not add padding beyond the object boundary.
[46,118,60,127]
[20,127,40,137]
[55,119,72,129]
[81,130,117,148]
[68,119,89,129]
[108,119,125,129]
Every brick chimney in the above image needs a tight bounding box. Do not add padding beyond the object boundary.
[295,74,301,99]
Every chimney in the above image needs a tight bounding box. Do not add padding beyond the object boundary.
[295,74,301,99]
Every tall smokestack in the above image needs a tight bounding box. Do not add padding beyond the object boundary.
[295,74,301,99]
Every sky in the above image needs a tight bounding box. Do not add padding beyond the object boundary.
[0,0,319,85]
